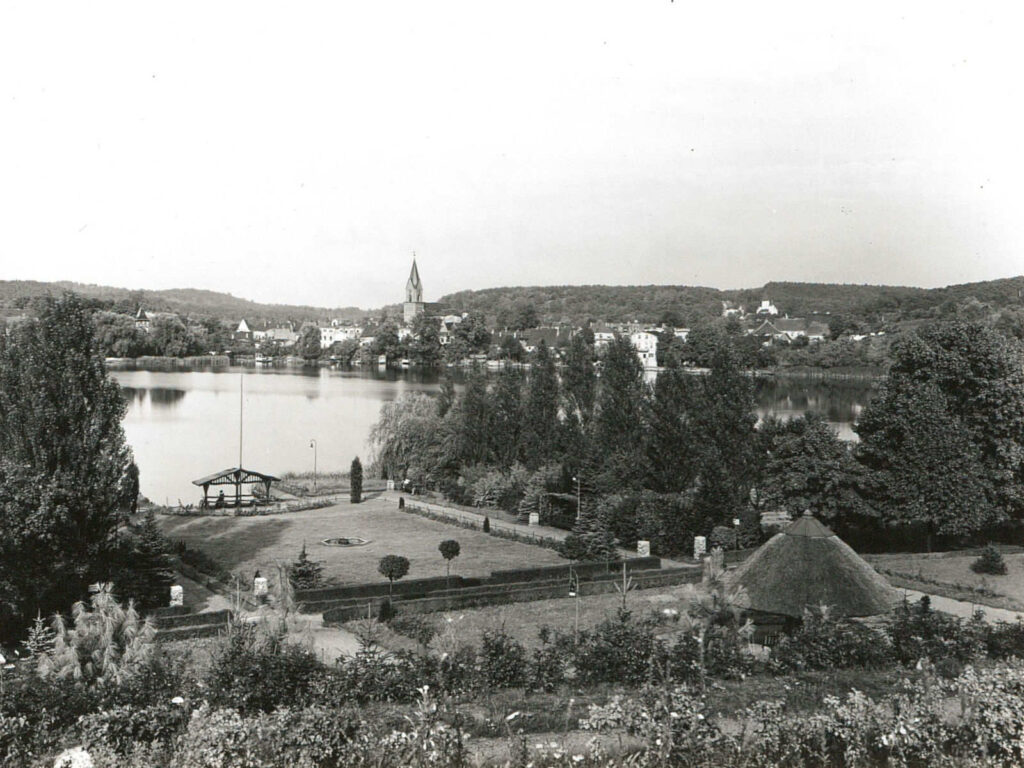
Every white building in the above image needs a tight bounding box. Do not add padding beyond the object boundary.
[629,331,659,369]
[319,325,363,349]
[756,299,779,316]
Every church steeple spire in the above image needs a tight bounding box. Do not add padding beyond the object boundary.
[406,253,423,303]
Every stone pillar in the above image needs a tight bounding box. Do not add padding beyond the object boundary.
[636,540,650,557]
[253,577,268,598]
[528,512,540,526]
[170,585,184,607]
[693,536,707,560]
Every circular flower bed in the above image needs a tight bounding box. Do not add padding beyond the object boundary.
[321,536,371,547]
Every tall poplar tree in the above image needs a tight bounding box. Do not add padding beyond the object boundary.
[644,357,700,493]
[690,342,759,523]
[0,294,135,641]
[520,341,560,468]
[591,335,649,492]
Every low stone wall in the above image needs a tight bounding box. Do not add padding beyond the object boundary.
[323,566,701,624]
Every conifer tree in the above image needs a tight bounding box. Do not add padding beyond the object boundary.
[21,612,56,660]
[560,503,618,562]
[350,456,363,503]
[122,510,174,610]
[288,543,324,590]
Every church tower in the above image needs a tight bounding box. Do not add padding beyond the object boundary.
[403,255,425,324]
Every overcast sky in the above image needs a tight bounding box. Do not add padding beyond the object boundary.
[1,3,1021,309]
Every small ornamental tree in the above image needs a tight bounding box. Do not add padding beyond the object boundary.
[971,545,1008,575]
[377,555,410,599]
[21,612,56,660]
[439,539,460,591]
[289,543,324,590]
[121,509,175,610]
[350,456,363,503]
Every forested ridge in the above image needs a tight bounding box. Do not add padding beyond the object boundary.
[2,275,1022,327]
[440,276,1024,326]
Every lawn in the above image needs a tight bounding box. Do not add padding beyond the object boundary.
[867,550,1024,611]
[157,495,566,587]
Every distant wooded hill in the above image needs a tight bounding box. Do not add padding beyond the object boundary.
[0,281,366,325]
[1,275,1021,328]
[440,277,1024,326]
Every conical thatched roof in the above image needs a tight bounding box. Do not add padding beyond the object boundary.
[728,513,899,619]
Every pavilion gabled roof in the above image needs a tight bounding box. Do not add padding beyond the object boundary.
[192,467,280,486]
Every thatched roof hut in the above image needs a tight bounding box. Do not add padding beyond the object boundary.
[729,513,899,619]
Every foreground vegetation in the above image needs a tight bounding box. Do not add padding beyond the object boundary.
[4,575,1024,767]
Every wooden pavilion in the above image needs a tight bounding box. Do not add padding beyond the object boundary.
[193,467,279,509]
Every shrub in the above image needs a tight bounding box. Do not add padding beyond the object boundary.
[708,525,737,550]
[773,611,896,671]
[887,596,986,667]
[479,629,527,689]
[526,629,572,693]
[482,516,490,533]
[985,620,1024,660]
[169,703,363,768]
[78,702,190,756]
[388,614,438,649]
[206,623,322,714]
[971,544,1008,575]
[573,609,660,687]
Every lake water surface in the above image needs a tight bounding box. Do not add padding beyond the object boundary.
[113,366,876,506]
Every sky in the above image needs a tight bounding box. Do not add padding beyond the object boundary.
[1,3,1022,309]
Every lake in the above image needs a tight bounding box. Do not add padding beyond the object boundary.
[113,366,877,506]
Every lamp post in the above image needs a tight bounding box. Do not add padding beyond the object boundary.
[309,439,318,494]
[733,517,740,551]
[572,476,581,520]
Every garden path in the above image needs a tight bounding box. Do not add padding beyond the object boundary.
[900,588,1024,624]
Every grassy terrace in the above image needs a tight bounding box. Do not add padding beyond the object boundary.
[157,494,566,586]
[356,585,697,653]
[867,549,1024,611]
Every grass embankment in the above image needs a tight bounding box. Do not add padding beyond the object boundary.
[157,497,565,587]
[867,549,1024,612]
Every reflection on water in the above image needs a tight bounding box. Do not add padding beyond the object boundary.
[113,366,877,506]
[754,378,875,441]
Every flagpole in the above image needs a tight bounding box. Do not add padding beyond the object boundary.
[239,375,243,469]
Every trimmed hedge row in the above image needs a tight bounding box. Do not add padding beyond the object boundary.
[153,609,232,630]
[323,566,701,623]
[295,575,479,604]
[488,556,662,585]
